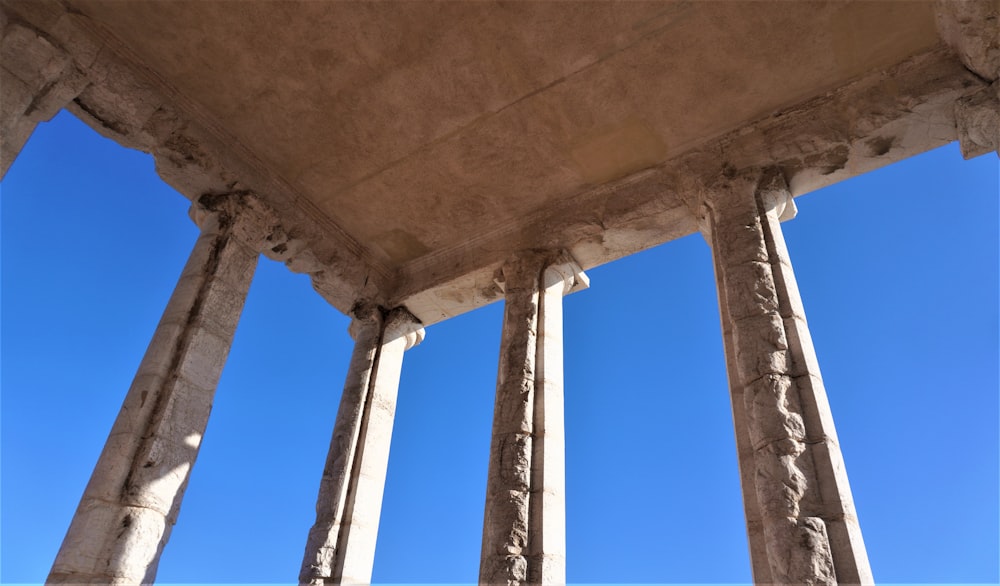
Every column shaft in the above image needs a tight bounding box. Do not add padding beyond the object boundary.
[481,256,540,585]
[704,169,873,585]
[480,253,582,586]
[48,205,261,584]
[707,230,773,584]
[301,307,424,585]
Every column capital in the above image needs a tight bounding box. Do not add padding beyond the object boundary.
[698,167,796,231]
[695,169,763,234]
[495,250,589,296]
[347,302,384,342]
[955,81,999,159]
[383,307,425,351]
[189,192,284,251]
[756,168,798,222]
[496,250,549,293]
[543,257,589,296]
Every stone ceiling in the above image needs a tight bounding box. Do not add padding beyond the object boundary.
[3,0,993,323]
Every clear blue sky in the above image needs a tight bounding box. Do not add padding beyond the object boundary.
[2,111,997,584]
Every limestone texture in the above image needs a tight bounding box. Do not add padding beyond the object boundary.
[47,194,273,584]
[300,306,424,585]
[702,170,873,585]
[2,1,994,325]
[480,252,585,586]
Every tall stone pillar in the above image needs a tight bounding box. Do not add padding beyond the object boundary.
[48,194,274,584]
[700,169,873,585]
[709,230,773,584]
[300,306,424,586]
[480,252,587,586]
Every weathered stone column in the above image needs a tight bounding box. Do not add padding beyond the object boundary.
[700,169,873,585]
[480,252,587,586]
[1,15,89,179]
[300,306,424,585]
[707,231,773,585]
[48,194,275,584]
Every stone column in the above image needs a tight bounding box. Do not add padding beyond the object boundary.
[700,169,873,585]
[480,252,587,586]
[1,16,89,179]
[48,194,273,584]
[300,306,424,586]
[708,231,774,585]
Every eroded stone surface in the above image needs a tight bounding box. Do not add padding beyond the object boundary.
[955,81,1000,158]
[702,170,873,585]
[934,0,1000,81]
[481,251,584,586]
[47,195,270,585]
[0,19,89,177]
[300,306,423,586]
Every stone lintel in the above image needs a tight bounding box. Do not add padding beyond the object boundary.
[0,13,90,178]
[1,0,392,316]
[396,47,982,326]
[4,0,987,327]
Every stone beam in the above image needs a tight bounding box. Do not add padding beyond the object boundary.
[479,251,587,586]
[47,193,276,584]
[5,0,993,332]
[0,0,391,315]
[300,306,424,586]
[0,15,89,178]
[395,45,985,326]
[699,169,872,585]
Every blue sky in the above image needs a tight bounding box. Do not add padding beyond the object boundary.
[2,111,997,584]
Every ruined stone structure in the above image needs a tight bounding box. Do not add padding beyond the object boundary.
[2,1,997,584]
